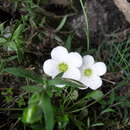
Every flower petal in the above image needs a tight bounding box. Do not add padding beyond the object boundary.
[92,62,107,76]
[81,75,102,90]
[51,46,68,61]
[43,59,59,78]
[68,52,82,67]
[63,67,81,81]
[82,55,95,67]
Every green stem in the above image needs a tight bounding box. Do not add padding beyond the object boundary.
[79,0,90,51]
[68,100,97,113]
[68,81,127,113]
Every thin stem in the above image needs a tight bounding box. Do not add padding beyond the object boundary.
[63,88,74,108]
[109,102,124,107]
[79,0,90,51]
[68,81,127,113]
[102,78,116,85]
[68,100,97,113]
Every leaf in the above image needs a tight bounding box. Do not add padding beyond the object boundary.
[22,105,42,124]
[4,67,44,84]
[54,34,64,44]
[109,90,115,105]
[0,60,5,73]
[39,93,54,130]
[28,93,41,105]
[58,114,69,129]
[100,108,116,115]
[22,85,43,93]
[12,24,24,40]
[15,39,24,62]
[0,23,4,33]
[70,116,84,130]
[65,34,73,51]
[127,36,130,43]
[91,123,104,127]
[0,37,7,44]
[55,15,68,32]
[120,101,130,107]
[6,41,17,51]
[6,24,25,62]
[85,90,104,100]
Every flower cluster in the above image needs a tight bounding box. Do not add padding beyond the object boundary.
[43,46,107,90]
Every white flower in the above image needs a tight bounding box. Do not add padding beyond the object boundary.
[43,46,82,87]
[80,55,107,90]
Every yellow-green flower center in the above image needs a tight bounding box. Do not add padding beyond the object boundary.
[84,69,92,77]
[58,63,68,72]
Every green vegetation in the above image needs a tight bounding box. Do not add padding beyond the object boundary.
[0,0,130,130]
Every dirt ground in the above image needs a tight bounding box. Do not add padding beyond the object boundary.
[0,0,130,129]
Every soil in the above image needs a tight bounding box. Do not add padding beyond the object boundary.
[70,0,129,45]
[0,0,130,129]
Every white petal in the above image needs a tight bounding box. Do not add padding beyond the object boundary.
[92,62,107,76]
[82,55,95,67]
[55,84,65,88]
[63,67,81,81]
[68,52,82,67]
[51,46,68,61]
[80,77,90,88]
[80,75,102,90]
[43,59,59,78]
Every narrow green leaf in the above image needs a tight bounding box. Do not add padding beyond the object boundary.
[4,67,44,84]
[120,101,130,107]
[39,93,54,130]
[12,24,24,40]
[58,114,69,128]
[127,36,130,43]
[109,90,115,105]
[70,116,84,130]
[56,15,68,32]
[28,93,41,105]
[10,24,25,62]
[54,34,64,44]
[22,85,43,93]
[0,56,17,73]
[65,34,73,51]
[0,37,7,44]
[91,123,104,127]
[0,60,5,72]
[5,55,17,62]
[0,23,4,33]
[85,90,104,100]
[22,105,42,124]
[100,108,116,115]
[6,41,17,51]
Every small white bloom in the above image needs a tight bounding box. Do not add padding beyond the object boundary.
[43,46,82,87]
[80,55,107,90]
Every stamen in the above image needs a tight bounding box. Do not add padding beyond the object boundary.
[84,69,92,76]
[58,63,68,72]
